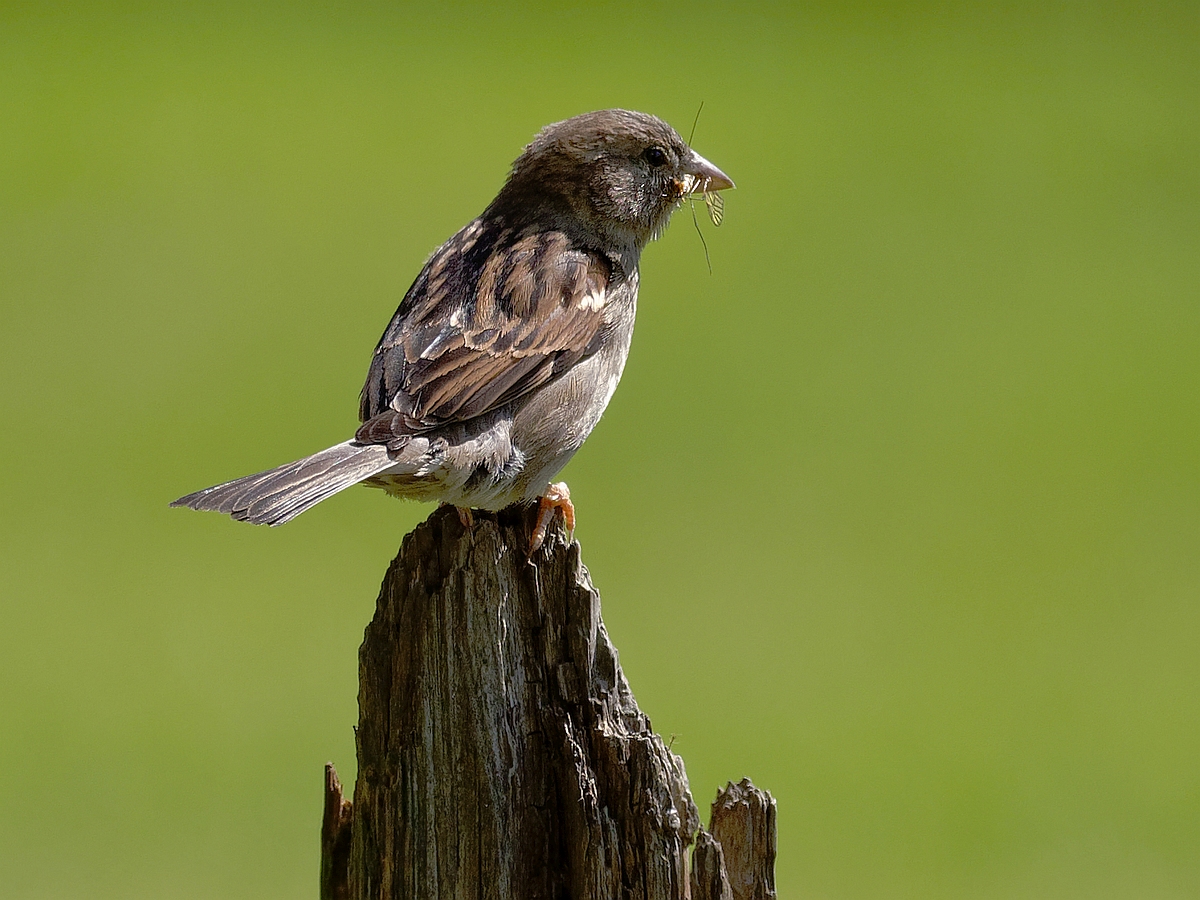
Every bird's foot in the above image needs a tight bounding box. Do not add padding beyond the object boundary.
[529,482,575,556]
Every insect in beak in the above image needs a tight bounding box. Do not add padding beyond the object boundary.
[682,152,733,227]
[682,104,734,269]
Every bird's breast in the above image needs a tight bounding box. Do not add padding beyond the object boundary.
[508,281,637,498]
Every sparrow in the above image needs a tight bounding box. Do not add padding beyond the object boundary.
[172,109,734,553]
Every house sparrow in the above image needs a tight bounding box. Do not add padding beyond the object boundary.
[172,109,733,553]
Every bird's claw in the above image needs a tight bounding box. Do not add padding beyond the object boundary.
[529,483,575,556]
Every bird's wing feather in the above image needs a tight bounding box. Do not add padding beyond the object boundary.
[357,223,611,446]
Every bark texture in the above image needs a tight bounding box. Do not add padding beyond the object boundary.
[346,504,700,899]
[689,830,733,900]
[709,780,778,900]
[321,763,353,900]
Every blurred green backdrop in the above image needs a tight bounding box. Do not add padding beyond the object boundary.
[2,3,1197,898]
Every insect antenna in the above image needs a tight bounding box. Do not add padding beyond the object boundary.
[688,100,705,144]
[691,195,712,274]
[687,100,714,272]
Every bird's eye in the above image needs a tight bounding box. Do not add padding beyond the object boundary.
[643,147,669,167]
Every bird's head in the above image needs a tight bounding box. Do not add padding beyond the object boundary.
[495,109,734,251]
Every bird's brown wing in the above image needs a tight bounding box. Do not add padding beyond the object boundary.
[356,224,612,447]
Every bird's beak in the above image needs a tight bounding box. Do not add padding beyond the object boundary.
[682,151,735,194]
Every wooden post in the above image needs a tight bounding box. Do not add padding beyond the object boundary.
[321,505,776,899]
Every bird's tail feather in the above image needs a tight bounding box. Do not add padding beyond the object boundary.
[171,441,395,525]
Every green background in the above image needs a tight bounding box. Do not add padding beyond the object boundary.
[2,3,1197,897]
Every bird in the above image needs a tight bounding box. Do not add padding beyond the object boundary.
[171,109,734,553]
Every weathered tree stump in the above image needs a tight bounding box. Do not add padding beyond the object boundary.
[321,504,776,899]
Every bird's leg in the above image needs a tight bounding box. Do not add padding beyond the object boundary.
[529,482,575,555]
